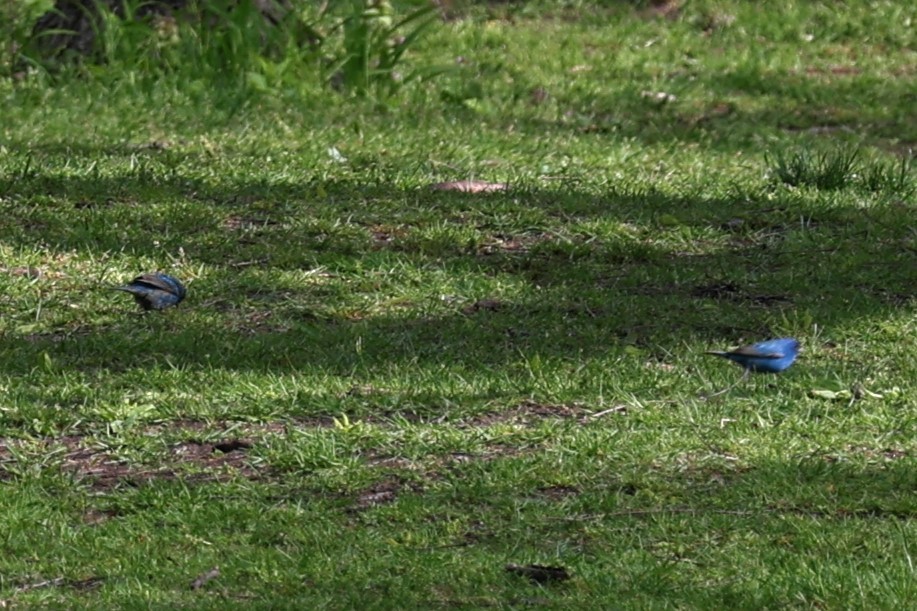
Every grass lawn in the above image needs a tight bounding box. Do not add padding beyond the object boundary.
[1,1,915,607]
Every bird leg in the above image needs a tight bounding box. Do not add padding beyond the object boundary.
[702,367,751,400]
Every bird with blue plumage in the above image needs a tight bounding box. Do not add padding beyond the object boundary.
[703,337,800,397]
[706,337,800,374]
[114,272,186,311]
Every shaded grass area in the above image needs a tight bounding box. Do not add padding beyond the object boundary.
[1,1,915,607]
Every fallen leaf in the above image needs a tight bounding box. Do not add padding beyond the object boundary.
[530,87,549,105]
[430,180,508,193]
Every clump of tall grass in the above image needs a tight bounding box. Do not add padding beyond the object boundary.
[0,0,53,77]
[766,146,914,195]
[6,0,441,99]
[860,155,914,196]
[329,0,441,96]
[765,147,860,191]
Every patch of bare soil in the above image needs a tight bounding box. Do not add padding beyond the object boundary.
[0,432,266,491]
[467,400,590,427]
[349,475,423,513]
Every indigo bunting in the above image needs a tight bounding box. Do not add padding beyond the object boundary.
[703,337,800,398]
[706,338,800,374]
[115,273,186,310]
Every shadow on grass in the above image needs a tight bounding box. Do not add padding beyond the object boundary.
[0,158,913,379]
[464,49,917,153]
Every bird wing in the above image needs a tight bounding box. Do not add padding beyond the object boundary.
[729,345,784,359]
[131,274,179,295]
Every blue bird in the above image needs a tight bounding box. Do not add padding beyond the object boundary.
[114,273,186,311]
[703,337,800,398]
[706,337,800,374]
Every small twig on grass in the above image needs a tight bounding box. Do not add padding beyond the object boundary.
[583,405,628,420]
[427,159,462,172]
[229,258,270,268]
[191,566,220,590]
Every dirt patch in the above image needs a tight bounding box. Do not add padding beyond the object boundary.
[0,433,267,491]
[534,484,579,500]
[825,446,909,463]
[225,309,292,334]
[467,400,590,427]
[8,575,104,596]
[476,232,550,256]
[365,453,416,470]
[1,265,43,279]
[856,285,915,307]
[430,180,508,193]
[349,475,421,513]
[171,439,255,469]
[142,417,331,437]
[83,508,121,525]
[691,282,792,306]
[368,224,411,249]
[2,410,555,495]
[461,298,505,314]
[24,326,96,344]
[3,415,414,491]
[803,65,862,77]
[222,215,281,231]
[637,0,683,20]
